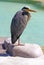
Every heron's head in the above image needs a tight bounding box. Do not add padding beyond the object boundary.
[22,7,36,13]
[22,7,36,21]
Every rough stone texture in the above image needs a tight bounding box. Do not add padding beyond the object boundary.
[2,38,43,58]
[0,37,43,57]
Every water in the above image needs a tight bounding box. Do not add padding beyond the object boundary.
[0,2,44,46]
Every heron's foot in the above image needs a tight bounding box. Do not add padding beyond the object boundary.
[18,43,24,46]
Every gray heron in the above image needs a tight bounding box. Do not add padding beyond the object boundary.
[11,7,36,45]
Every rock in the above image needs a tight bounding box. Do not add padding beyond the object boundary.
[12,44,43,58]
[2,38,43,58]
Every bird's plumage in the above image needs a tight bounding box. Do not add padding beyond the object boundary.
[11,7,33,44]
[11,10,30,44]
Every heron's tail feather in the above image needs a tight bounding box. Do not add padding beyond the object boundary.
[11,35,17,44]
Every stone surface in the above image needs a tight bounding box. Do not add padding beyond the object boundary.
[2,38,43,58]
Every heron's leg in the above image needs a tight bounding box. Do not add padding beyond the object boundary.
[18,38,24,46]
[18,38,20,45]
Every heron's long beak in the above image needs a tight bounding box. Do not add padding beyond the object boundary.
[26,9,36,12]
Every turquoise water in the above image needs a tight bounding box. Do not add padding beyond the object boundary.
[0,2,44,45]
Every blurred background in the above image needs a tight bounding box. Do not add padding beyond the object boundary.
[0,0,44,45]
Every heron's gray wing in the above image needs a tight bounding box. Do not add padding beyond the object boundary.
[11,12,26,44]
